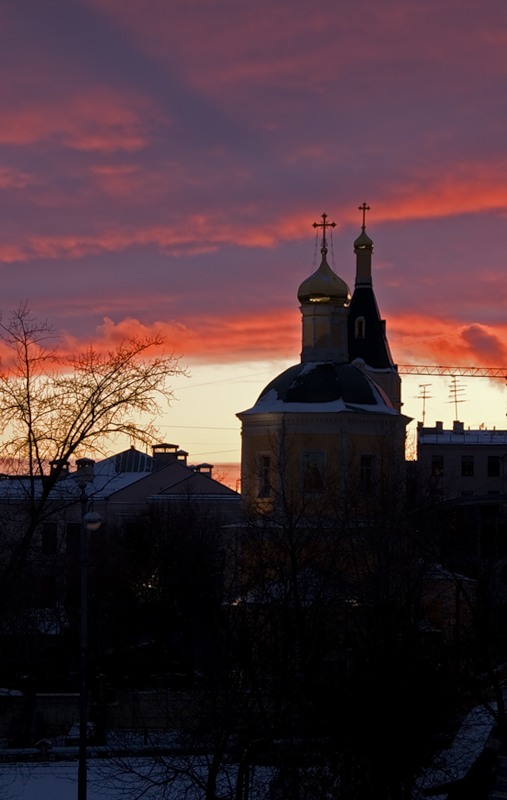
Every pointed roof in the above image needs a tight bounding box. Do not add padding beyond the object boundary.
[348,207,396,369]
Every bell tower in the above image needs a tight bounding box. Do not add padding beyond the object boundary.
[347,203,401,412]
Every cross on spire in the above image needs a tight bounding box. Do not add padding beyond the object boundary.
[358,202,370,230]
[312,212,336,253]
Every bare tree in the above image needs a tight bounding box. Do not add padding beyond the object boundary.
[0,302,185,611]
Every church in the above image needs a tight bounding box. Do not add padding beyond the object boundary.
[237,207,411,517]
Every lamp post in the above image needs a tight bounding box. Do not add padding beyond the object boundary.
[76,459,102,800]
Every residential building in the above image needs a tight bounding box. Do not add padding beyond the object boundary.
[416,420,507,568]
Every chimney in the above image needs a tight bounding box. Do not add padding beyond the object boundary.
[152,443,180,470]
[49,459,70,480]
[75,458,95,487]
[193,463,213,477]
[453,421,464,432]
[177,450,188,465]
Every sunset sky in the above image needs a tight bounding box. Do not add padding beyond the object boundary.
[1,0,506,468]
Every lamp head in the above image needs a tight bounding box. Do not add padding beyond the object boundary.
[83,511,102,531]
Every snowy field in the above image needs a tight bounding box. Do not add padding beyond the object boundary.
[0,758,272,800]
[0,703,496,800]
[0,762,118,800]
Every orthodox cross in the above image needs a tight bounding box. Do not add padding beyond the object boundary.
[312,212,336,251]
[358,202,370,230]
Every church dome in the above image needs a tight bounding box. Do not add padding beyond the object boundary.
[297,251,351,306]
[353,228,373,251]
[253,361,395,411]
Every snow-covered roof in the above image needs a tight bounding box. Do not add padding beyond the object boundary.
[239,361,399,417]
[0,446,239,505]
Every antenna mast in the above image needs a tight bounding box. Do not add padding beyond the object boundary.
[417,383,433,426]
[448,376,467,421]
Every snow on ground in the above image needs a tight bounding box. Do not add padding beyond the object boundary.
[413,704,496,799]
[0,705,498,800]
[0,762,114,800]
[0,758,273,800]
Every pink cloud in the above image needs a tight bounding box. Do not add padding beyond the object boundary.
[0,89,156,153]
[377,163,507,223]
[0,168,505,265]
[0,166,35,189]
[83,0,507,104]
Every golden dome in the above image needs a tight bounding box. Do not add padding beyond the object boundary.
[297,250,351,306]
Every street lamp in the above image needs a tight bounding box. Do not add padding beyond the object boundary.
[75,459,102,800]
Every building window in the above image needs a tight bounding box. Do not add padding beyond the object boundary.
[360,454,376,495]
[431,455,444,477]
[461,455,474,477]
[38,575,57,608]
[302,452,325,492]
[355,317,366,339]
[66,522,81,557]
[257,455,271,498]
[41,522,58,555]
[488,456,501,477]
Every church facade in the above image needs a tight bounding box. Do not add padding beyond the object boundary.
[237,209,410,518]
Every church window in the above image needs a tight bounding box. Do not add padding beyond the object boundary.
[360,454,376,495]
[38,575,57,608]
[431,455,444,477]
[461,455,474,477]
[302,452,325,492]
[355,317,366,339]
[257,454,271,498]
[66,522,81,558]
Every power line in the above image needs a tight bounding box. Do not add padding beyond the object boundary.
[159,425,238,431]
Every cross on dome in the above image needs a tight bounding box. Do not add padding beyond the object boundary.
[358,202,370,230]
[312,212,336,253]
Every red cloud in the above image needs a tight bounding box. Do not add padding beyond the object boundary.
[0,88,155,153]
[56,308,507,372]
[55,310,300,365]
[1,164,506,264]
[376,163,507,223]
[0,303,504,382]
[389,313,507,368]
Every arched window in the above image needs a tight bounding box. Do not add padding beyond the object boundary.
[355,316,366,339]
